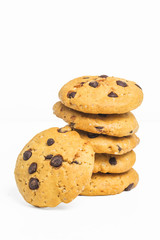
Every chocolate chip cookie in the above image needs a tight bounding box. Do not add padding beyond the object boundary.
[53,101,139,137]
[93,151,136,173]
[77,130,140,155]
[14,127,94,207]
[59,75,143,114]
[81,168,139,196]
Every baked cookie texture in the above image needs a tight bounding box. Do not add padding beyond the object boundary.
[77,130,140,155]
[53,101,139,137]
[14,127,94,207]
[93,151,136,174]
[59,76,143,114]
[81,168,139,196]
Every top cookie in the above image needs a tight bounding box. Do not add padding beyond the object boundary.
[14,126,94,207]
[59,75,143,114]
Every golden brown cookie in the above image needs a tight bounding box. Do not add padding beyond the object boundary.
[81,168,139,196]
[78,130,140,155]
[53,101,139,137]
[93,151,136,173]
[14,127,94,207]
[59,75,143,114]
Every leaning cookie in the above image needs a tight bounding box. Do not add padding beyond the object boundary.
[53,101,139,137]
[59,75,143,114]
[93,151,136,174]
[14,127,94,207]
[81,168,139,196]
[77,130,140,155]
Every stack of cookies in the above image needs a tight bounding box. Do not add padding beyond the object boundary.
[14,75,143,208]
[53,75,143,196]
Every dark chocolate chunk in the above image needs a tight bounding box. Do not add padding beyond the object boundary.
[47,138,55,146]
[99,75,108,78]
[71,160,79,164]
[67,91,77,98]
[117,145,122,152]
[116,80,128,87]
[87,132,99,138]
[108,92,118,98]
[45,154,53,160]
[124,183,134,191]
[23,151,32,161]
[109,157,117,165]
[130,130,133,134]
[95,126,104,131]
[28,162,37,174]
[135,84,142,90]
[29,178,40,190]
[89,81,99,88]
[80,82,85,85]
[50,155,63,168]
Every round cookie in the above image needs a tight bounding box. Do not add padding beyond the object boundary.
[77,130,140,155]
[59,75,143,114]
[81,168,139,196]
[93,151,136,174]
[14,127,94,207]
[53,101,139,137]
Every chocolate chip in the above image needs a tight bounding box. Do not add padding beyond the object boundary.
[95,126,104,131]
[23,151,32,161]
[50,155,63,167]
[98,114,108,117]
[116,80,128,87]
[108,92,118,98]
[109,157,117,165]
[81,82,85,85]
[130,130,133,134]
[99,75,108,78]
[89,81,99,88]
[117,145,122,152]
[45,154,53,160]
[124,183,134,191]
[58,128,68,133]
[71,161,79,164]
[28,162,37,174]
[135,84,142,90]
[29,178,40,190]
[47,138,55,146]
[67,91,76,98]
[87,132,99,138]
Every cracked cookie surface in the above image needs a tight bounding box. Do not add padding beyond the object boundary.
[77,130,139,155]
[81,168,139,196]
[93,151,136,173]
[53,101,139,137]
[59,75,143,114]
[14,127,94,207]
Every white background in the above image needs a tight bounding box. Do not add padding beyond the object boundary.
[0,0,160,239]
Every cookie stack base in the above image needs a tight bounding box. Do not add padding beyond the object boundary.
[81,168,139,196]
